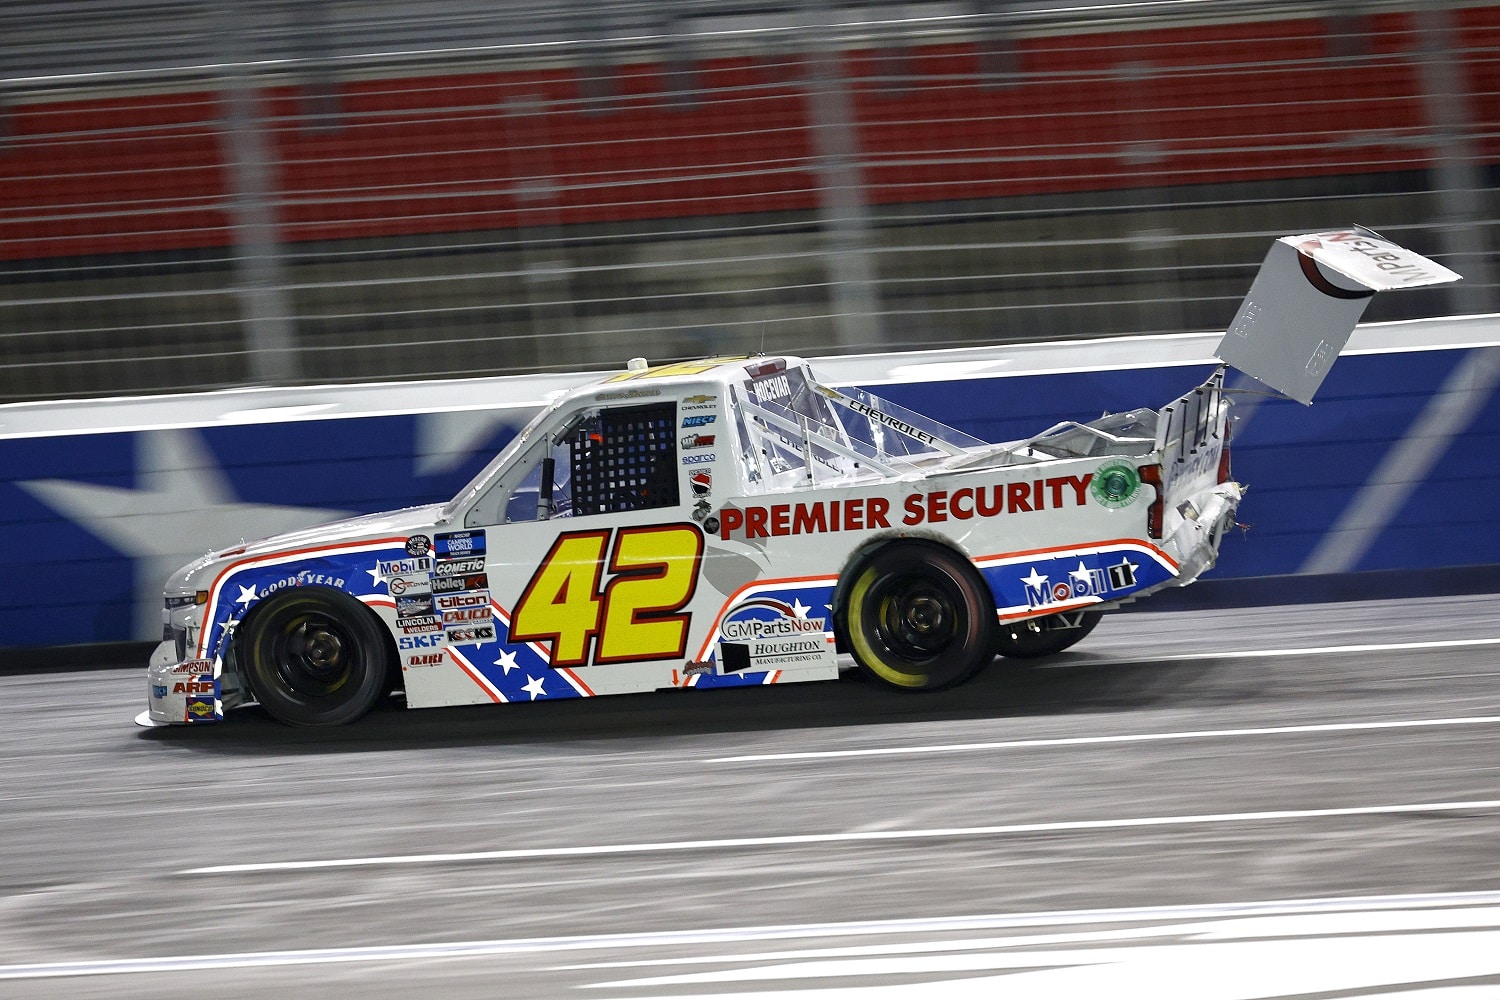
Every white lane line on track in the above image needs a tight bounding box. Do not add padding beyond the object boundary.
[706,715,1500,763]
[6,890,1500,981]
[181,799,1500,875]
[1162,636,1500,659]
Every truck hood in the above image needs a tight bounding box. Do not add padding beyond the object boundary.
[166,503,447,592]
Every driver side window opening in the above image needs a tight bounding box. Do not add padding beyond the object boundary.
[502,401,680,523]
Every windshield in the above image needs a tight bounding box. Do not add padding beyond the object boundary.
[441,401,560,518]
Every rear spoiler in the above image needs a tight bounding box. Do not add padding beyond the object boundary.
[1214,227,1461,404]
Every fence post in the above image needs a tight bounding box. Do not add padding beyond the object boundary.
[804,4,885,350]
[215,4,299,383]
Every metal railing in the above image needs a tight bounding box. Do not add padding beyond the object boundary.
[0,0,1495,402]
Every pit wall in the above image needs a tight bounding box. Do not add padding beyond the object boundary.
[3,316,1497,649]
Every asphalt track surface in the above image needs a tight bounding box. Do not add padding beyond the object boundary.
[3,594,1500,998]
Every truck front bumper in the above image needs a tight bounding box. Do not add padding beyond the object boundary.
[135,640,222,727]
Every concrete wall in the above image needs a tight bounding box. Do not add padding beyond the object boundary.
[3,315,1497,649]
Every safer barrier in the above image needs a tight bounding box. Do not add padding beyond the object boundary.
[3,314,1497,649]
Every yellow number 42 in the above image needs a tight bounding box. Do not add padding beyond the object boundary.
[511,525,704,668]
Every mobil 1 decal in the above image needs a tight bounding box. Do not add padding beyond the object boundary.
[980,546,1172,617]
[509,523,704,667]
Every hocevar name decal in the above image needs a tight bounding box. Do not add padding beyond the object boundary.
[720,475,1093,540]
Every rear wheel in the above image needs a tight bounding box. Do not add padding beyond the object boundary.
[995,610,1102,659]
[241,589,392,726]
[842,543,996,690]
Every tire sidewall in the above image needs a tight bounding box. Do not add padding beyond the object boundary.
[844,543,995,691]
[242,588,391,726]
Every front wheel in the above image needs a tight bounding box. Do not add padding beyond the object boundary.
[842,543,996,691]
[240,589,392,726]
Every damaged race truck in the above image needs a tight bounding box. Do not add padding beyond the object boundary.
[141,227,1459,727]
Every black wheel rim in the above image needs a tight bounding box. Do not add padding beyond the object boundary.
[871,574,961,664]
[269,610,356,698]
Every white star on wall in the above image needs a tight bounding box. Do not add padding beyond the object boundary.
[522,674,547,700]
[19,429,350,641]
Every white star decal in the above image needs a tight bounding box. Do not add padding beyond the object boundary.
[366,564,383,586]
[791,597,811,619]
[1069,561,1094,584]
[234,584,258,607]
[522,674,547,700]
[494,649,519,675]
[1119,557,1140,578]
[1020,567,1048,590]
[18,429,348,640]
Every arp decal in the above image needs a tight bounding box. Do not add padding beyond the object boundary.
[510,524,703,667]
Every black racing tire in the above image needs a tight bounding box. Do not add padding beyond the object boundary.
[842,543,996,691]
[240,589,392,727]
[995,611,1103,659]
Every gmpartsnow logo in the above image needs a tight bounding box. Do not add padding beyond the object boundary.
[720,597,826,642]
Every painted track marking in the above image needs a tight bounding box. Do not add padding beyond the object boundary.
[181,798,1500,875]
[707,714,1500,763]
[5,890,1500,981]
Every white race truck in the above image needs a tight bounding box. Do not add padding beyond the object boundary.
[140,228,1458,726]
